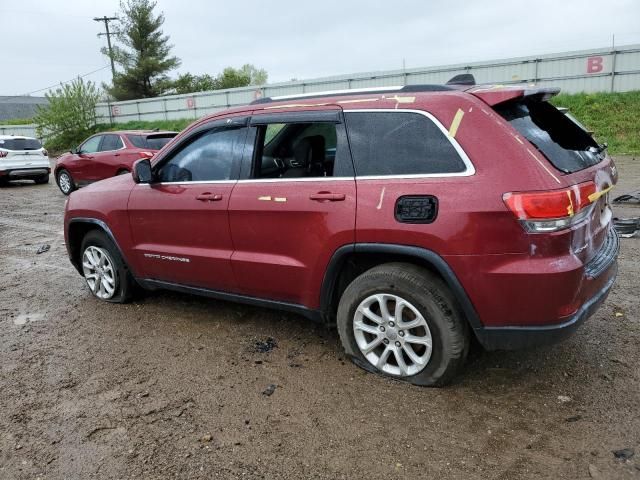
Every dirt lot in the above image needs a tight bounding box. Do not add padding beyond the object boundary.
[0,157,638,480]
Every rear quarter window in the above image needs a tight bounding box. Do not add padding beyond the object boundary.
[344,111,467,177]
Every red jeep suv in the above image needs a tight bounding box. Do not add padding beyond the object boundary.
[54,130,177,195]
[63,81,618,386]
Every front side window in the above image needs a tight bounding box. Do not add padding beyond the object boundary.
[99,134,123,152]
[80,136,102,154]
[156,127,242,182]
[345,111,466,176]
[252,121,351,179]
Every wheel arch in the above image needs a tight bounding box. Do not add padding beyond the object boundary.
[66,218,133,276]
[319,243,482,330]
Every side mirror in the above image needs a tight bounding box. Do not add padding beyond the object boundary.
[132,158,153,184]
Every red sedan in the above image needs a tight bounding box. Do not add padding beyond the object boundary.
[54,130,177,195]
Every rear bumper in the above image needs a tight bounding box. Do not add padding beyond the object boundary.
[0,167,50,178]
[474,259,617,350]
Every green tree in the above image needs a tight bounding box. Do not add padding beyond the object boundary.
[172,64,268,94]
[105,0,180,100]
[239,64,268,86]
[34,78,100,152]
[173,73,217,94]
[215,67,251,90]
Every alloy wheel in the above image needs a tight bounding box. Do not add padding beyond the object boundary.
[58,172,72,194]
[353,293,433,377]
[82,246,117,300]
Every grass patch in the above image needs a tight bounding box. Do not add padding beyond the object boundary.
[1,118,36,125]
[552,91,640,155]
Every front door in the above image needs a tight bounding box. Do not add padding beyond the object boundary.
[127,118,248,291]
[228,109,356,308]
[68,135,103,184]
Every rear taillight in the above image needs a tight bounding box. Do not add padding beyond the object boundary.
[504,181,602,233]
[139,151,154,159]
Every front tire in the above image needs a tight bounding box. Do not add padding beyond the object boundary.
[80,230,134,303]
[337,263,469,387]
[56,169,75,195]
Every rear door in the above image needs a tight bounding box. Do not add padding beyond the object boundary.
[228,109,356,308]
[127,116,248,291]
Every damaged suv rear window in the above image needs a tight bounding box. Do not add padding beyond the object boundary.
[495,101,601,173]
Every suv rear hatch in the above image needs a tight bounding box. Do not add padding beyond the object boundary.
[0,137,48,168]
[472,86,616,269]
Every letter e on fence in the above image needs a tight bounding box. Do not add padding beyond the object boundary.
[186,97,195,109]
[111,105,120,116]
[587,56,604,74]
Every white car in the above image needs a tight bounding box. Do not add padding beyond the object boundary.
[0,135,51,185]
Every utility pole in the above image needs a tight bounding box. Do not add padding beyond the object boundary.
[93,16,118,80]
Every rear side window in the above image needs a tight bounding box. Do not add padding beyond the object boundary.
[344,111,466,176]
[127,133,176,150]
[495,101,600,173]
[99,134,123,152]
[0,138,42,151]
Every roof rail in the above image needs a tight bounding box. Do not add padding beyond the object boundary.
[250,84,454,105]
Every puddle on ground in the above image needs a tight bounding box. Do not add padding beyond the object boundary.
[13,313,45,326]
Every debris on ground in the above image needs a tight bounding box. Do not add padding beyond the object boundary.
[557,395,572,403]
[613,217,640,238]
[613,190,640,204]
[254,337,277,353]
[36,244,50,254]
[262,384,277,396]
[565,415,582,422]
[612,448,635,460]
[200,434,213,443]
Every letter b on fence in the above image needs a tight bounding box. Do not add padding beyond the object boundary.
[587,56,604,74]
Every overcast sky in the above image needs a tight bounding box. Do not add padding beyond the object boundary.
[2,0,639,96]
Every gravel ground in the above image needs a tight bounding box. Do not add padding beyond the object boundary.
[0,157,638,480]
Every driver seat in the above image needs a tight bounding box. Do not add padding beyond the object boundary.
[283,136,326,178]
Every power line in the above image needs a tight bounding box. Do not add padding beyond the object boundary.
[94,16,119,80]
[0,65,111,103]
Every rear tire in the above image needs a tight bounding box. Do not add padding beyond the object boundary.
[56,169,75,195]
[337,263,469,387]
[80,230,135,303]
[34,174,49,184]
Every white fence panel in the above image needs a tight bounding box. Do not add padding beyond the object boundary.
[96,44,640,125]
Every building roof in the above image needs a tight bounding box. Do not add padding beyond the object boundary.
[0,96,48,121]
